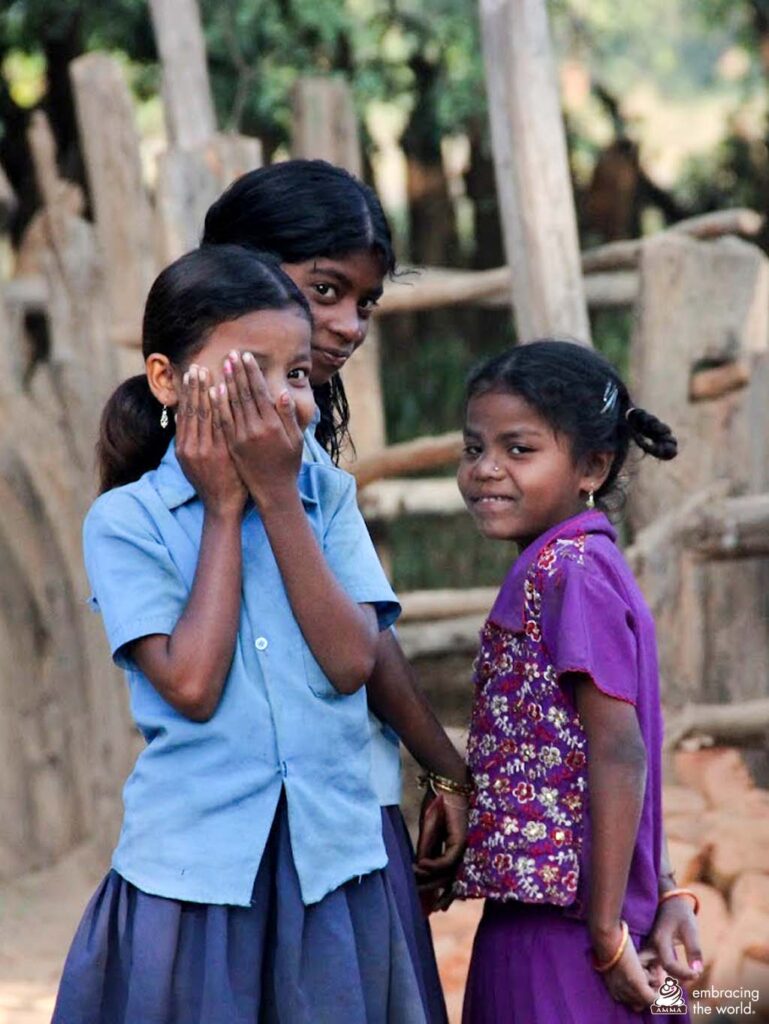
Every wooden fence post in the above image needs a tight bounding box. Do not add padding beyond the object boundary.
[0,112,134,880]
[630,234,769,707]
[70,54,156,373]
[148,0,217,150]
[478,0,591,344]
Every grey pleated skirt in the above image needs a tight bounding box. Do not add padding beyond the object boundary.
[52,798,447,1024]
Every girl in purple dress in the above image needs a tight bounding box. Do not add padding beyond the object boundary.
[453,340,702,1023]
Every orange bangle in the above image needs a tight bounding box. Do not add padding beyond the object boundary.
[659,887,700,915]
[592,920,629,974]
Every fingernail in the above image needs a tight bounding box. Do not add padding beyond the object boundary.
[199,366,208,380]
[183,371,189,386]
[229,350,239,362]
[223,359,232,375]
[219,382,227,396]
[208,386,217,400]
[242,352,253,364]
[280,390,290,404]
[691,960,703,974]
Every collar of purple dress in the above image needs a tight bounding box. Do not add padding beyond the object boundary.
[488,509,617,631]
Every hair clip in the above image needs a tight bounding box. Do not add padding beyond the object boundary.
[600,380,619,415]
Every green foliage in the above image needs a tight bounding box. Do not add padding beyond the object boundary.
[551,0,750,98]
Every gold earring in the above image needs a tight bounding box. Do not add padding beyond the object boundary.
[160,405,169,429]
[586,487,595,509]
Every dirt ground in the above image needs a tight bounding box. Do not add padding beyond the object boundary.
[0,842,482,1024]
[0,844,104,1024]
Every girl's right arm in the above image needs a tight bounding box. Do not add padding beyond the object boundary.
[366,630,469,880]
[130,367,246,722]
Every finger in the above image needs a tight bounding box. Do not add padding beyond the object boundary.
[216,381,237,448]
[197,367,212,448]
[415,870,454,889]
[241,351,273,418]
[651,927,680,979]
[187,364,202,448]
[648,961,666,991]
[275,389,302,445]
[434,889,456,913]
[230,350,262,430]
[682,919,704,978]
[209,385,224,445]
[175,370,190,450]
[417,838,464,875]
[415,796,445,862]
[224,356,246,436]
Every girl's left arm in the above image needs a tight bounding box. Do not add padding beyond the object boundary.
[643,832,703,982]
[257,491,379,693]
[215,353,378,694]
[571,676,656,1009]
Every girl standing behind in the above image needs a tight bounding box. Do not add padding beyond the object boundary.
[53,245,430,1024]
[454,340,700,1023]
[204,159,469,1012]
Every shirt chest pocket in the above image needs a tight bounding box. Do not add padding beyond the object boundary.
[301,645,343,699]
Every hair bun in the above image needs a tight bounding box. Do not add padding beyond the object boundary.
[626,407,678,461]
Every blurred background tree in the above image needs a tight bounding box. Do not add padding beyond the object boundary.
[2,0,767,586]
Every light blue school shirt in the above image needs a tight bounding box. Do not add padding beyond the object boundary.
[83,442,400,907]
[303,417,403,806]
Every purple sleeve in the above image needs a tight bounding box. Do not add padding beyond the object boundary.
[540,560,638,705]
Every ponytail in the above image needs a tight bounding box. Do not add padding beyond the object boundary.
[626,407,678,461]
[95,245,310,494]
[97,376,173,493]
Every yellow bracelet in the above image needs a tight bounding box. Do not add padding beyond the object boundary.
[658,888,700,915]
[417,771,473,798]
[592,921,630,974]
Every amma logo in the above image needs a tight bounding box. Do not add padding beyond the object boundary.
[650,976,688,1016]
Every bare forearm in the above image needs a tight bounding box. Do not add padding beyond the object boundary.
[132,509,242,720]
[260,492,378,693]
[367,630,468,783]
[585,743,646,949]
[658,832,677,894]
[572,675,647,955]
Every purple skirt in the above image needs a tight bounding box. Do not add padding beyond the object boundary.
[462,901,690,1024]
[52,801,447,1024]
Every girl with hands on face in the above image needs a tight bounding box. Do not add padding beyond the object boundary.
[213,346,380,695]
[53,246,427,1024]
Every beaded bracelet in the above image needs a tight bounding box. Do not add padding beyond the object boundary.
[592,921,629,974]
[417,771,473,798]
[658,888,700,915]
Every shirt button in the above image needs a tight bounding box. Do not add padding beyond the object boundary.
[254,637,268,651]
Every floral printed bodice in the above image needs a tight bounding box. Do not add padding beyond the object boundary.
[454,537,589,906]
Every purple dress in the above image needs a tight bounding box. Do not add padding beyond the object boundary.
[455,511,689,1023]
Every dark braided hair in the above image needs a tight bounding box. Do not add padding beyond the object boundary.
[202,159,396,464]
[465,339,677,505]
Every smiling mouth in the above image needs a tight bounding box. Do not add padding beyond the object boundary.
[312,345,352,367]
[471,495,516,509]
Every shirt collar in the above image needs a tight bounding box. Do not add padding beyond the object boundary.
[154,440,319,511]
[489,509,617,630]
